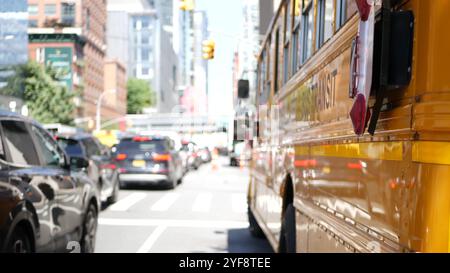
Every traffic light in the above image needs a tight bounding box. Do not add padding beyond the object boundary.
[202,40,215,60]
[180,0,194,11]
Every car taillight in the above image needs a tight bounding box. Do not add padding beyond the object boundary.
[116,153,127,161]
[153,153,171,162]
[356,0,372,21]
[133,136,151,142]
[101,164,116,170]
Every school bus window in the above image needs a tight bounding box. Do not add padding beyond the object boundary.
[335,0,347,30]
[266,39,271,98]
[292,0,301,74]
[257,61,263,103]
[274,28,281,93]
[285,0,292,42]
[346,0,357,20]
[294,0,301,26]
[316,0,334,48]
[259,50,268,105]
[301,0,313,64]
[291,25,300,75]
[283,44,290,84]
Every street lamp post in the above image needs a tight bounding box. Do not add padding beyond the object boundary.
[96,89,116,132]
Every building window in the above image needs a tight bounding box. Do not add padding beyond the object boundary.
[316,0,334,48]
[301,0,313,63]
[44,4,56,15]
[336,0,347,30]
[28,5,38,15]
[142,34,150,45]
[29,20,38,28]
[142,18,150,29]
[141,49,150,61]
[61,3,75,26]
[62,3,76,26]
[85,9,91,31]
[142,67,149,76]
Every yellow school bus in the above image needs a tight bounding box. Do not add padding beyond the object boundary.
[247,0,450,253]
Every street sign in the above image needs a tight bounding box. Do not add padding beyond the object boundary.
[45,47,73,90]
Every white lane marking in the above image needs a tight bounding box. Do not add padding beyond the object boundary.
[150,193,180,211]
[191,193,213,212]
[136,225,167,253]
[99,218,249,229]
[108,193,147,212]
[232,193,247,213]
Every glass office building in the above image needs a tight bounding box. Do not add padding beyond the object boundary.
[0,0,28,111]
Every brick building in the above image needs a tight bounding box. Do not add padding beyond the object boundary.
[27,0,110,127]
[103,59,127,121]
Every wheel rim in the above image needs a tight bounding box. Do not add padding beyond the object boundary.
[83,209,97,253]
[12,239,28,253]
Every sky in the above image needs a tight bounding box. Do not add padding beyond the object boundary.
[195,0,243,117]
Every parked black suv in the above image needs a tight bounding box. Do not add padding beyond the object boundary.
[0,111,100,253]
[56,133,119,205]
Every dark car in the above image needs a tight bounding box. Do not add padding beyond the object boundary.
[198,147,212,163]
[113,135,184,189]
[0,111,100,253]
[56,133,119,205]
[181,141,202,170]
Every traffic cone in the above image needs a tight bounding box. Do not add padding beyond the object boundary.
[211,148,219,171]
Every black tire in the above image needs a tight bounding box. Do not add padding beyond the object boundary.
[80,204,98,253]
[177,176,183,185]
[107,180,120,205]
[248,207,265,238]
[6,226,33,253]
[166,178,177,190]
[279,204,296,253]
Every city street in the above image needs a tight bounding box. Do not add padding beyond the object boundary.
[95,157,272,253]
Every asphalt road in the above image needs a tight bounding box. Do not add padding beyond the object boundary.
[95,157,273,253]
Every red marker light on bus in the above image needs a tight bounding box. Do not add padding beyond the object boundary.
[350,94,371,135]
[356,0,372,21]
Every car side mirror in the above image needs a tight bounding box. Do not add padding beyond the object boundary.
[70,156,90,169]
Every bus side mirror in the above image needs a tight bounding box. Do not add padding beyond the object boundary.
[238,79,249,99]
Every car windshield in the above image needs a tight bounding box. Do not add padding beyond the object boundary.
[57,138,84,157]
[116,138,167,156]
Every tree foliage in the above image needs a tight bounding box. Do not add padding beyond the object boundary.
[0,61,76,125]
[127,78,156,114]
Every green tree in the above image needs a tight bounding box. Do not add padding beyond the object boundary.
[0,61,76,125]
[127,78,155,114]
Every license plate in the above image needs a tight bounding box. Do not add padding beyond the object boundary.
[132,160,146,168]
